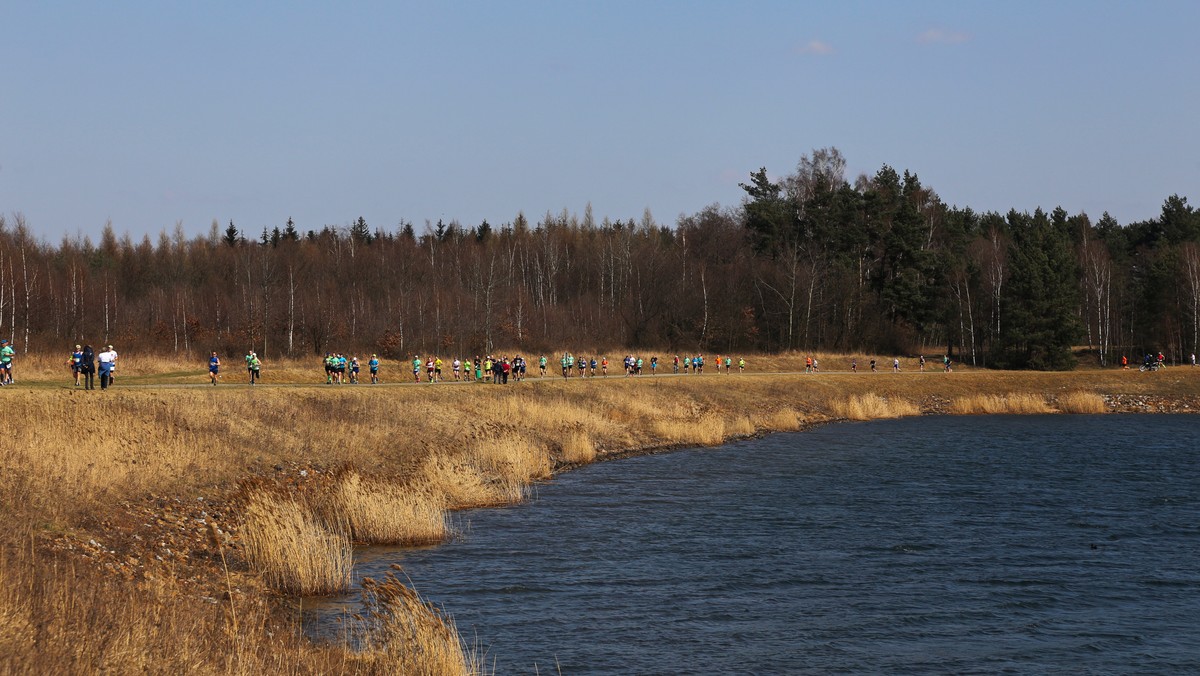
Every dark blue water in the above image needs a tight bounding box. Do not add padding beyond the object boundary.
[307,415,1200,674]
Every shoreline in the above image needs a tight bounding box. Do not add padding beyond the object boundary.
[4,368,1199,673]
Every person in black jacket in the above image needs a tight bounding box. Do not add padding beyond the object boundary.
[80,344,96,390]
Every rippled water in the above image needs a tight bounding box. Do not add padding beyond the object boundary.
[306,415,1200,674]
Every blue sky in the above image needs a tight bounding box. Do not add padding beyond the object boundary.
[2,1,1197,242]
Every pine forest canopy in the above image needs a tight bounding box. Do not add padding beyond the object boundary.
[1,148,1198,370]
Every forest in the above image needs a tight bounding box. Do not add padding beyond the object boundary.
[1,148,1197,370]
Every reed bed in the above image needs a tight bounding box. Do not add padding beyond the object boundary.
[724,415,756,437]
[1055,390,1108,414]
[319,471,449,546]
[560,431,598,464]
[756,408,802,431]
[417,454,525,509]
[357,570,483,676]
[652,415,727,446]
[239,492,353,595]
[829,393,920,420]
[949,393,1052,415]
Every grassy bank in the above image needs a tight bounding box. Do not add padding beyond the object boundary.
[2,359,1198,673]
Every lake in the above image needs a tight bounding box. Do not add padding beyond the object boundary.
[306,414,1200,674]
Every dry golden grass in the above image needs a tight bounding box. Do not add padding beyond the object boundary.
[319,471,449,546]
[949,393,1052,415]
[3,357,1198,674]
[724,415,756,437]
[357,570,483,676]
[829,393,921,420]
[652,415,726,446]
[756,408,802,431]
[240,492,353,595]
[1055,390,1108,414]
[560,431,598,464]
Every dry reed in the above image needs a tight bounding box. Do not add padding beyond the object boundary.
[758,408,801,431]
[560,431,598,464]
[949,393,1051,415]
[239,492,353,595]
[357,569,482,676]
[1055,390,1108,414]
[319,471,449,546]
[829,393,920,420]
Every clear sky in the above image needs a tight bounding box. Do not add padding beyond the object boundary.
[2,1,1197,242]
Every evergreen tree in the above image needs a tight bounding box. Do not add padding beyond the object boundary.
[223,221,240,247]
[740,167,793,255]
[476,219,492,243]
[283,218,299,241]
[992,209,1083,369]
[350,216,372,244]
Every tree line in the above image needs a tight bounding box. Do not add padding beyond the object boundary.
[2,147,1197,369]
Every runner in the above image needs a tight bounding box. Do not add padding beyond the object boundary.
[673,354,680,374]
[724,356,732,373]
[650,356,658,375]
[870,358,877,372]
[601,356,608,376]
[805,355,813,374]
[245,350,256,384]
[209,351,220,386]
[0,339,14,385]
[452,357,461,381]
[560,353,569,379]
[426,357,435,383]
[434,356,443,382]
[589,357,597,377]
[539,354,547,377]
[250,352,262,384]
[893,357,900,372]
[369,354,380,384]
[70,345,84,387]
[851,358,857,373]
[943,355,952,372]
[349,356,359,384]
[738,357,746,373]
[98,344,118,390]
[919,355,926,371]
[412,355,422,383]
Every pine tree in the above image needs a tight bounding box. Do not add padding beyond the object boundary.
[223,221,240,247]
[992,209,1083,369]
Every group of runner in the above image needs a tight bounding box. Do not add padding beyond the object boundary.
[409,355,529,384]
[66,343,119,390]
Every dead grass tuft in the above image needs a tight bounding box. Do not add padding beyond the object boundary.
[357,570,482,675]
[724,416,756,437]
[829,394,920,420]
[1055,390,1108,414]
[652,416,726,446]
[318,471,449,546]
[950,393,1051,415]
[239,492,352,595]
[560,432,598,464]
[757,408,801,431]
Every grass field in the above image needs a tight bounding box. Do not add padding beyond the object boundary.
[2,352,1197,674]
